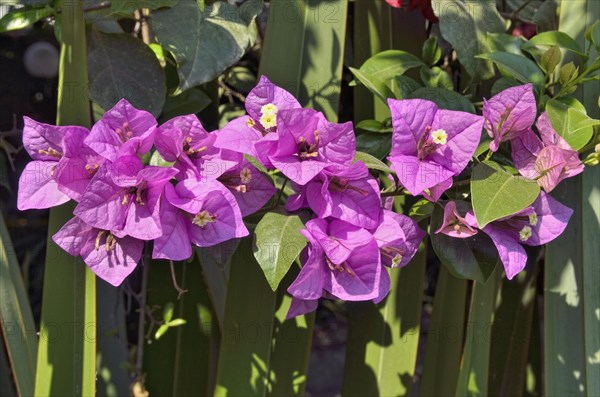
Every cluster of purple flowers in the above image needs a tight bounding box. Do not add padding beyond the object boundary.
[18,77,580,319]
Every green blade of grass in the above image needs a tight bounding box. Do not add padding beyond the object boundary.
[419,267,468,397]
[34,1,96,395]
[0,211,37,397]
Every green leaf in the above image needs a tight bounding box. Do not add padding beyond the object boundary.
[430,202,498,283]
[423,36,442,66]
[409,87,476,113]
[356,132,392,160]
[353,151,392,173]
[471,161,540,228]
[253,212,307,291]
[392,75,422,99]
[355,119,390,133]
[35,2,96,395]
[155,324,170,340]
[87,30,166,117]
[160,88,211,122]
[91,0,179,16]
[163,302,175,323]
[431,0,506,80]
[224,66,257,94]
[153,0,261,92]
[419,267,468,396]
[214,239,278,396]
[409,199,434,222]
[491,77,522,95]
[586,20,600,49]
[358,49,424,82]
[167,319,187,327]
[522,30,586,57]
[546,99,598,150]
[532,0,558,32]
[343,246,427,396]
[0,6,54,32]
[0,211,37,397]
[477,52,545,91]
[487,33,527,55]
[420,66,454,90]
[540,45,562,74]
[349,67,395,105]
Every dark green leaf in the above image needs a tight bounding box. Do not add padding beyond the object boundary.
[487,33,527,55]
[356,119,387,133]
[532,0,558,32]
[160,88,211,121]
[87,30,166,117]
[354,151,392,173]
[153,0,261,92]
[491,77,522,95]
[470,161,540,228]
[409,199,434,222]
[430,202,498,283]
[253,212,307,291]
[477,52,545,91]
[224,66,256,94]
[431,0,505,80]
[392,75,422,99]
[559,61,579,85]
[409,87,475,113]
[356,132,392,160]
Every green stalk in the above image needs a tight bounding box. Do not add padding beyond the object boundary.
[34,1,96,395]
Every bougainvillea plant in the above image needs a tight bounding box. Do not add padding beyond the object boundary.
[18,77,583,318]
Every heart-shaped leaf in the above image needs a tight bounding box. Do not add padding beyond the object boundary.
[253,211,307,291]
[546,99,599,150]
[430,202,498,283]
[471,161,540,228]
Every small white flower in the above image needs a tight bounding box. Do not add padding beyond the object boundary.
[259,113,277,129]
[519,225,532,241]
[528,213,538,226]
[431,129,448,145]
[260,103,278,115]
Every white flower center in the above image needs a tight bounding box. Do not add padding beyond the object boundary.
[528,213,538,226]
[432,129,448,145]
[519,225,532,241]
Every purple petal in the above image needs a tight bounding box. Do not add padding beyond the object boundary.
[270,156,328,185]
[288,249,326,300]
[483,83,536,151]
[373,210,425,268]
[388,98,438,157]
[326,239,383,301]
[285,297,319,320]
[80,233,143,286]
[52,217,96,256]
[525,191,572,246]
[246,75,301,121]
[435,201,478,238]
[389,155,454,196]
[219,160,276,216]
[534,146,567,192]
[328,177,381,229]
[22,117,71,161]
[423,177,453,202]
[18,161,70,210]
[153,196,192,261]
[213,116,262,157]
[511,128,543,180]
[305,176,333,219]
[482,224,528,280]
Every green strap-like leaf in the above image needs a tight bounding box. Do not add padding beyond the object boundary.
[0,211,37,397]
[143,258,216,396]
[455,269,500,397]
[419,267,468,397]
[545,2,600,395]
[35,1,96,395]
[342,246,427,396]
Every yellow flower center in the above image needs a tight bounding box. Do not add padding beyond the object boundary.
[519,225,532,241]
[259,113,277,129]
[432,129,448,145]
[528,213,538,226]
[193,210,217,228]
[240,167,252,184]
[246,118,255,128]
[260,103,278,115]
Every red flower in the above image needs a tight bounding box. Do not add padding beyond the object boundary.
[385,0,438,23]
